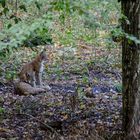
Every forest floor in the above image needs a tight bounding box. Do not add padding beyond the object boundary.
[0,46,122,140]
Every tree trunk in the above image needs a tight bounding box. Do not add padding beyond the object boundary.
[122,0,140,139]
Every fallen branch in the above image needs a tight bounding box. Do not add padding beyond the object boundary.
[16,113,61,137]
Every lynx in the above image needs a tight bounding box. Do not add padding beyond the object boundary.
[14,81,46,95]
[19,49,48,87]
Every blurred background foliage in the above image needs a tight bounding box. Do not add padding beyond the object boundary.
[0,0,122,81]
[0,0,121,50]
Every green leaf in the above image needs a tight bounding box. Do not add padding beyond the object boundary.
[19,4,27,12]
[10,14,16,19]
[3,7,9,15]
[0,107,5,114]
[14,17,21,24]
[35,1,41,10]
[0,0,6,8]
[125,33,140,45]
[115,83,122,93]
[7,23,12,29]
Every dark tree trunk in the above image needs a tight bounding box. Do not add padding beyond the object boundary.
[121,0,140,139]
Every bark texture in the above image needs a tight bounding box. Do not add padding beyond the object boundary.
[122,0,140,139]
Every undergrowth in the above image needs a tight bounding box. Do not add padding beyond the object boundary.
[0,0,121,82]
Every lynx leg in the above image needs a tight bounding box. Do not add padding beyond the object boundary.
[31,73,36,87]
[35,72,42,87]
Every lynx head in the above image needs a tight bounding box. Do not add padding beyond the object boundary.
[40,48,48,62]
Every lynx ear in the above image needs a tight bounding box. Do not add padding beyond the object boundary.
[43,47,47,52]
[40,48,47,60]
[40,48,46,55]
[40,51,44,56]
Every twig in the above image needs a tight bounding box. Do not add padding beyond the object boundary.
[0,81,6,87]
[16,113,60,137]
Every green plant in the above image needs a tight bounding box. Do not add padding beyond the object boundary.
[115,83,122,93]
[0,107,5,115]
[0,13,53,51]
[82,75,89,85]
[23,27,53,47]
[77,87,84,99]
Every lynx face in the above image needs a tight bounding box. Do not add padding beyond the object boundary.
[40,51,48,62]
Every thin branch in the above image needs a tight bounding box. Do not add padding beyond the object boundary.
[16,113,61,137]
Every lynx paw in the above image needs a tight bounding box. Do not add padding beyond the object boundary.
[37,85,51,90]
[45,85,51,90]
